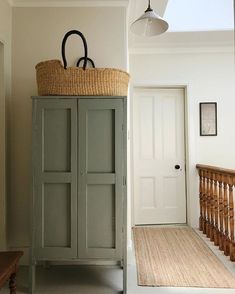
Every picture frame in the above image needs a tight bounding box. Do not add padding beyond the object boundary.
[199,102,217,136]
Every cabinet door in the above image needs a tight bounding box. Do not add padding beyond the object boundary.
[33,99,77,259]
[78,99,123,259]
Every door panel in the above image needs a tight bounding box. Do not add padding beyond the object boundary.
[78,99,123,259]
[33,99,77,259]
[133,88,186,225]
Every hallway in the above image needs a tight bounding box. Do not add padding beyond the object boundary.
[2,229,235,294]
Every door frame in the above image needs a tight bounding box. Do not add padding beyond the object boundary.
[131,85,190,227]
[0,40,6,250]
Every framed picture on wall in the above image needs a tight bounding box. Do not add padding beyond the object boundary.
[199,102,217,136]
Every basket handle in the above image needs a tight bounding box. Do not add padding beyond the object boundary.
[77,57,95,68]
[61,30,88,70]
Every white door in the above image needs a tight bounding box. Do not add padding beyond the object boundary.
[133,88,186,225]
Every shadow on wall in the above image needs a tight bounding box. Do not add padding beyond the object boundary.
[0,41,6,250]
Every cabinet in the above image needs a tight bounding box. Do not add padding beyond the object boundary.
[30,96,127,293]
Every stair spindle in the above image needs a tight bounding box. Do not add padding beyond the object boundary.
[213,173,219,246]
[202,170,207,234]
[218,174,224,251]
[206,171,211,238]
[223,175,230,255]
[197,164,235,261]
[199,169,203,231]
[229,176,235,261]
[210,172,215,242]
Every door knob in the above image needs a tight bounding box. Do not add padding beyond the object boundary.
[175,165,180,170]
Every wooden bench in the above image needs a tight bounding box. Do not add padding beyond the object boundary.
[0,251,23,293]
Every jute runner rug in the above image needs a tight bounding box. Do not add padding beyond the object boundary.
[133,226,235,288]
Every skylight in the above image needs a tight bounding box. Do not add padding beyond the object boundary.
[164,0,234,32]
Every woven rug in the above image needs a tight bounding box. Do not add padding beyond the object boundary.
[133,226,235,288]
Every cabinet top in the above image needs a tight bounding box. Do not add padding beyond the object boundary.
[32,96,127,100]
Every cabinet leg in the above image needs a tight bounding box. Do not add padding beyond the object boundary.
[9,273,16,294]
[123,260,127,294]
[29,264,36,294]
[120,259,124,269]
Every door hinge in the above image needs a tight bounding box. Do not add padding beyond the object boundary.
[123,176,126,186]
[122,124,124,131]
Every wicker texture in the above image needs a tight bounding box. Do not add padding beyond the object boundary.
[133,226,235,288]
[36,59,130,96]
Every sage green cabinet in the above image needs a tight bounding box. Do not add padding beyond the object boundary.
[31,96,127,293]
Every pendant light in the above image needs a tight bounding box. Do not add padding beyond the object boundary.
[131,0,169,37]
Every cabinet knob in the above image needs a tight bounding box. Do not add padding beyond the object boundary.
[80,171,84,176]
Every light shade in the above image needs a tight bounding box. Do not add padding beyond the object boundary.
[131,7,169,37]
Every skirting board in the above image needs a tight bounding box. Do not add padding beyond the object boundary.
[193,229,235,276]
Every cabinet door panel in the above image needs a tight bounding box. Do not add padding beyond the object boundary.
[87,184,115,249]
[33,99,77,259]
[87,109,115,173]
[78,99,123,259]
[44,108,71,172]
[43,183,71,248]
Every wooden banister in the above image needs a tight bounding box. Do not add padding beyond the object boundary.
[196,164,235,261]
[196,164,235,177]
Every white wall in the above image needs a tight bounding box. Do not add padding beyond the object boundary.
[129,49,235,229]
[10,6,128,261]
[0,0,12,250]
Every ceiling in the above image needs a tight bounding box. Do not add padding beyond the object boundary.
[129,0,234,32]
[9,0,234,32]
[165,0,234,32]
[8,0,234,49]
[128,0,234,49]
[8,0,129,6]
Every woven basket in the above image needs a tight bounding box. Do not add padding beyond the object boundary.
[36,60,129,96]
[36,30,130,96]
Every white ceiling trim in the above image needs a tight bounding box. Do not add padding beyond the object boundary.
[10,0,129,7]
[129,45,234,55]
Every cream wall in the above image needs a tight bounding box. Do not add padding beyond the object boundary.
[10,6,127,258]
[9,3,235,262]
[0,0,12,250]
[130,49,235,229]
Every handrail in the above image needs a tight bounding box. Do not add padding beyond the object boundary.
[196,164,235,261]
[196,164,235,177]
